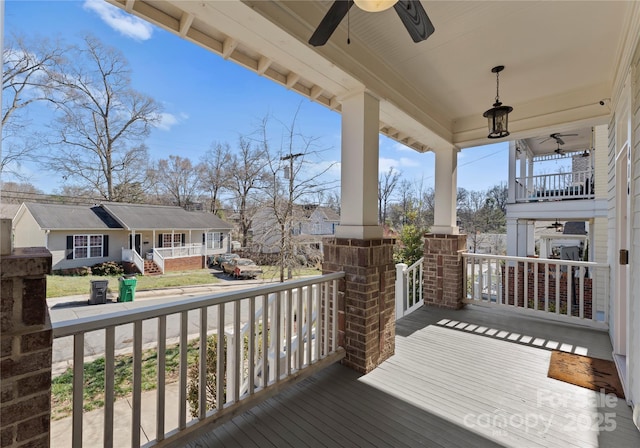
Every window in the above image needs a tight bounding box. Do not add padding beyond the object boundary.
[206,232,224,249]
[68,234,107,260]
[161,233,183,248]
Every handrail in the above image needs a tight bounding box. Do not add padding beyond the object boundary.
[516,169,594,202]
[53,272,345,337]
[153,250,165,274]
[132,249,145,275]
[462,253,609,329]
[395,258,424,319]
[52,272,345,447]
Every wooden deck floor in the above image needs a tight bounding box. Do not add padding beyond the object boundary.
[187,305,640,448]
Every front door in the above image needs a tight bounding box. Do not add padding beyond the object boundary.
[129,234,141,255]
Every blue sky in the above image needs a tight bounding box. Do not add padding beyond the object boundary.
[4,0,508,195]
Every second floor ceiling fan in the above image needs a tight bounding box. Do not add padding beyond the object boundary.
[309,0,435,47]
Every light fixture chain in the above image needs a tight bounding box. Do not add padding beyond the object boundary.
[495,71,500,104]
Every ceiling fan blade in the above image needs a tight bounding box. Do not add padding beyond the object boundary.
[309,0,353,47]
[394,0,435,43]
[555,137,565,145]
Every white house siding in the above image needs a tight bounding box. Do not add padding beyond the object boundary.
[629,39,640,429]
[13,208,46,248]
[48,230,128,271]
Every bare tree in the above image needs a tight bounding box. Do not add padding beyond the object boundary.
[199,142,232,215]
[228,137,269,247]
[2,34,65,178]
[258,113,337,282]
[44,35,160,201]
[153,155,201,208]
[378,167,401,225]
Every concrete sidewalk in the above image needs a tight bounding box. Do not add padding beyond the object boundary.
[51,382,188,447]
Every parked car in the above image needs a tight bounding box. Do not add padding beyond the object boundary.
[212,253,239,268]
[222,258,262,279]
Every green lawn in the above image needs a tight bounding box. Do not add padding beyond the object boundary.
[46,270,219,298]
[47,266,323,298]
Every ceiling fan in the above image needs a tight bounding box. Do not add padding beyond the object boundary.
[554,142,565,155]
[540,132,578,146]
[308,0,435,47]
[547,220,564,232]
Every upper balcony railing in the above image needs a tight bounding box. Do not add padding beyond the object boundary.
[52,273,345,448]
[515,169,594,202]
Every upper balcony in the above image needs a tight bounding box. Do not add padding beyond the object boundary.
[506,126,607,221]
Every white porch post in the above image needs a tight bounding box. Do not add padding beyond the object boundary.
[506,217,518,257]
[335,90,382,239]
[507,141,517,203]
[431,147,459,235]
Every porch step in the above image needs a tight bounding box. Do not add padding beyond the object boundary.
[144,260,162,276]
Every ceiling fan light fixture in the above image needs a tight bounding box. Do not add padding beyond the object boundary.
[353,0,398,12]
[482,65,513,139]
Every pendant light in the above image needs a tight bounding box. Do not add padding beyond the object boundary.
[483,65,513,139]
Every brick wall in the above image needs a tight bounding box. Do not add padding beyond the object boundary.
[322,238,395,374]
[164,255,205,272]
[423,234,467,309]
[1,247,53,448]
[501,263,593,318]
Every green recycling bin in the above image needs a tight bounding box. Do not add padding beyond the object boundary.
[118,276,137,302]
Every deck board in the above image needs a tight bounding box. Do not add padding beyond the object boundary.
[186,305,640,448]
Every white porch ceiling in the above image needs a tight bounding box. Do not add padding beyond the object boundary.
[108,0,639,153]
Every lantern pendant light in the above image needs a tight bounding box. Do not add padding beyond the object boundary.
[483,65,513,139]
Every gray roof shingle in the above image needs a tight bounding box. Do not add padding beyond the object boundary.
[25,203,123,230]
[24,202,232,231]
[101,203,232,230]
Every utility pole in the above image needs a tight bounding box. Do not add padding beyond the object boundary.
[280,153,303,280]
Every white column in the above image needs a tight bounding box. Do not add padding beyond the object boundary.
[431,147,459,235]
[506,217,518,257]
[526,220,536,256]
[507,141,517,203]
[335,91,383,239]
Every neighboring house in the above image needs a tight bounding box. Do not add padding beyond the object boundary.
[12,202,232,274]
[536,221,588,260]
[466,233,506,255]
[251,204,340,254]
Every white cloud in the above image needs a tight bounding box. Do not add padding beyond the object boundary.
[398,157,420,168]
[379,157,421,173]
[155,112,182,131]
[83,0,153,41]
[379,157,398,173]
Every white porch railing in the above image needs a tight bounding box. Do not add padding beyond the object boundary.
[152,249,165,274]
[121,248,145,274]
[516,169,594,202]
[395,258,424,319]
[52,273,345,448]
[463,253,609,329]
[154,243,204,259]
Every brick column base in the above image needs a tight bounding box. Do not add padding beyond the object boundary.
[423,234,467,309]
[322,238,395,374]
[1,248,53,448]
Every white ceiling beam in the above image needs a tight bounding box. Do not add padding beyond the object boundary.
[179,13,195,37]
[310,85,323,100]
[286,73,300,89]
[222,38,238,59]
[125,0,135,13]
[257,56,271,75]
